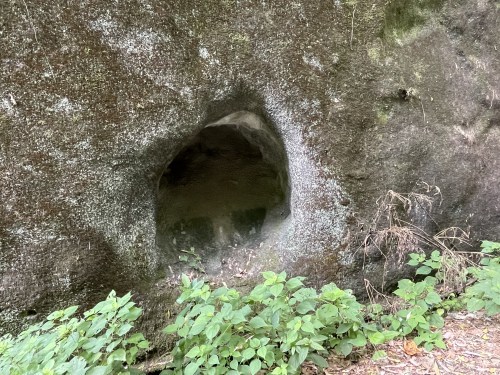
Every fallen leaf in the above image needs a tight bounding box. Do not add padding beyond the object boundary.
[403,339,422,356]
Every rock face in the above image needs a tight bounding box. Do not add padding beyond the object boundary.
[0,0,499,344]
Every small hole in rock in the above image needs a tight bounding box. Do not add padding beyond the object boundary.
[19,309,38,317]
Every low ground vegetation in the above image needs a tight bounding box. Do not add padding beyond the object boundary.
[0,241,498,374]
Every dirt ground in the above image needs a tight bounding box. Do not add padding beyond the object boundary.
[303,311,499,375]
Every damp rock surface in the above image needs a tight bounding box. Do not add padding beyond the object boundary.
[0,0,499,345]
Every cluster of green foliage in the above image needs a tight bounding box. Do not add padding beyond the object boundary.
[0,291,149,375]
[161,241,500,373]
[159,269,448,374]
[1,241,498,375]
[406,240,500,317]
[464,241,500,315]
[161,272,388,375]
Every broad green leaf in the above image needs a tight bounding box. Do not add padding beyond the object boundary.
[68,356,88,375]
[316,303,338,322]
[293,288,317,302]
[241,348,256,361]
[117,323,133,336]
[87,366,109,375]
[127,332,146,344]
[262,272,277,284]
[430,250,441,260]
[309,341,326,351]
[250,338,261,349]
[481,241,500,253]
[337,341,352,356]
[47,310,65,321]
[137,340,149,349]
[181,274,191,287]
[41,321,55,331]
[277,271,287,282]
[127,346,139,364]
[336,323,352,334]
[62,306,79,320]
[467,297,485,312]
[249,358,262,375]
[257,346,267,359]
[296,301,316,315]
[106,339,122,353]
[408,259,420,266]
[382,330,400,341]
[296,346,309,364]
[424,291,442,305]
[186,346,201,359]
[288,352,302,372]
[177,324,189,337]
[367,331,385,345]
[208,354,220,365]
[126,307,142,321]
[265,349,275,364]
[416,266,432,275]
[220,303,233,319]
[190,317,209,335]
[285,277,304,291]
[230,359,239,370]
[300,321,315,334]
[184,361,200,375]
[249,317,268,329]
[372,350,387,361]
[307,353,328,368]
[349,332,367,347]
[205,323,220,340]
[108,348,126,363]
[270,284,284,297]
[117,292,133,306]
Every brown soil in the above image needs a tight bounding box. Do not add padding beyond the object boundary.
[301,311,500,375]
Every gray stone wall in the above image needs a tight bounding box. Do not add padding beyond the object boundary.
[1,0,499,345]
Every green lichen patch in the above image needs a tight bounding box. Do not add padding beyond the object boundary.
[382,0,446,39]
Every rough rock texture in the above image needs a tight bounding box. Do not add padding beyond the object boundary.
[0,0,499,345]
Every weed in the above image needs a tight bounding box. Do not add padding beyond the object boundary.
[2,243,498,374]
[179,247,206,273]
[0,291,148,375]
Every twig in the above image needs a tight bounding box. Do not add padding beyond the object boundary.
[464,351,486,358]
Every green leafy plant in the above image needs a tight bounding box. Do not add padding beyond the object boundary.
[407,241,500,317]
[0,291,149,375]
[179,247,205,273]
[407,250,442,276]
[386,277,446,350]
[397,241,500,349]
[463,241,500,315]
[161,272,400,375]
[407,247,469,293]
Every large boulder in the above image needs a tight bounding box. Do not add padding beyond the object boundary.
[1,0,499,345]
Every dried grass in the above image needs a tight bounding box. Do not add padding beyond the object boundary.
[355,182,473,293]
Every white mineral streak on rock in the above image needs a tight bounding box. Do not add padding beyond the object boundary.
[264,89,348,258]
[302,53,323,71]
[52,97,82,114]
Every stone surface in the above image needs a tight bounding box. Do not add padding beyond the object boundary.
[0,0,499,346]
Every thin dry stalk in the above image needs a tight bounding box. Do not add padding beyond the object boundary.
[356,183,472,293]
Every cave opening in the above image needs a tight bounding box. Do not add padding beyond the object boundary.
[156,114,289,271]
